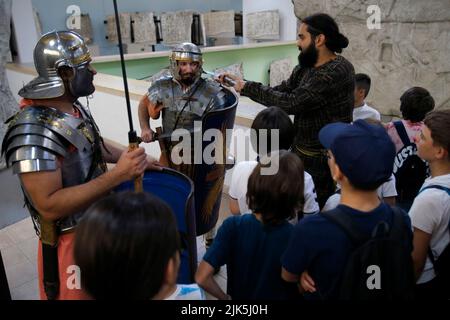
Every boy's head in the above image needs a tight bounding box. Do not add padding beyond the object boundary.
[417,110,450,163]
[319,119,396,191]
[250,107,295,156]
[74,191,180,300]
[354,73,371,108]
[247,150,304,224]
[400,87,435,122]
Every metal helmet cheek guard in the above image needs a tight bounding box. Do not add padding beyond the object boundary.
[19,30,92,99]
[169,42,203,81]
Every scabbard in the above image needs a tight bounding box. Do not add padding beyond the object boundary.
[40,218,59,300]
[41,242,59,300]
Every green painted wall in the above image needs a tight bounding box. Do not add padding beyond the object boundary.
[93,44,299,85]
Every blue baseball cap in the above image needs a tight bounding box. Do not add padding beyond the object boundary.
[319,119,396,189]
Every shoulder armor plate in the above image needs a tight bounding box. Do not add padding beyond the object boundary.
[12,158,57,174]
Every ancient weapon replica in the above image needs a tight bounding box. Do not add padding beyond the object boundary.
[112,0,142,192]
[112,1,238,280]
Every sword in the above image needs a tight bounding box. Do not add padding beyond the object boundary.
[202,70,236,87]
[112,0,142,192]
[148,127,200,143]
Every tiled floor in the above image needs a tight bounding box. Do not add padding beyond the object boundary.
[0,217,39,300]
[0,194,232,300]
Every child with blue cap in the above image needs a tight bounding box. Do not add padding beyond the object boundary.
[281,119,414,300]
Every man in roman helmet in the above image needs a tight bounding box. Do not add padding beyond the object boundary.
[138,42,236,246]
[1,30,159,300]
[138,42,228,147]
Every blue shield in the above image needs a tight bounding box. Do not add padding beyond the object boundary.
[193,91,237,235]
[164,88,238,235]
[115,168,197,284]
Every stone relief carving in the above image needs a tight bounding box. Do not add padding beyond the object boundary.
[214,63,244,79]
[0,0,19,169]
[246,10,280,41]
[72,14,93,44]
[131,11,157,45]
[105,13,132,44]
[201,10,235,38]
[292,0,450,116]
[160,11,194,45]
[270,58,294,87]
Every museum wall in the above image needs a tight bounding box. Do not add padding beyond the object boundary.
[31,0,243,56]
[293,0,450,117]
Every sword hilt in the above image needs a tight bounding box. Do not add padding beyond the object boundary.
[128,130,143,193]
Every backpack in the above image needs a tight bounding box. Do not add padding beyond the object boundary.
[321,206,415,300]
[392,121,429,206]
[419,185,450,298]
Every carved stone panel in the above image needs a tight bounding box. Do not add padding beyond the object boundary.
[292,0,450,115]
[201,10,235,38]
[105,13,131,44]
[160,11,194,45]
[270,58,294,87]
[131,11,157,44]
[246,10,280,40]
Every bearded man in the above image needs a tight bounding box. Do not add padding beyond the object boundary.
[218,13,355,208]
[138,42,228,148]
[138,42,235,245]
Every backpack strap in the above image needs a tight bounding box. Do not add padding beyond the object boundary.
[427,220,450,270]
[321,208,367,246]
[393,121,412,147]
[322,206,407,245]
[421,185,450,268]
[418,185,450,196]
[389,206,408,241]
